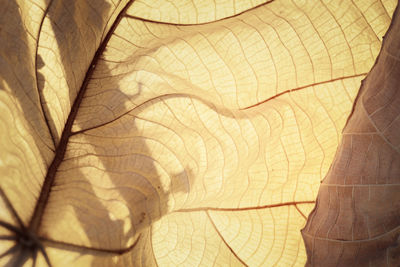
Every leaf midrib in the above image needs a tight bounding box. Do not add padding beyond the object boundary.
[28,0,135,235]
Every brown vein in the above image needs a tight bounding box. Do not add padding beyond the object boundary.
[240,73,367,110]
[294,204,307,220]
[41,234,141,255]
[28,0,136,233]
[175,200,316,213]
[0,188,25,229]
[124,0,275,26]
[72,74,367,136]
[35,0,56,148]
[206,211,248,266]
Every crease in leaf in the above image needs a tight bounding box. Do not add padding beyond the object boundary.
[0,0,397,266]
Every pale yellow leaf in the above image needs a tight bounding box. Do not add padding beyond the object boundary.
[0,0,397,266]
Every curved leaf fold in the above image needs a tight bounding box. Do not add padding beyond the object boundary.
[0,0,397,266]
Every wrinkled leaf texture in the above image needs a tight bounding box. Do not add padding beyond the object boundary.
[302,2,400,266]
[0,0,397,266]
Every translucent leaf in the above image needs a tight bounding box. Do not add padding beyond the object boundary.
[0,0,397,266]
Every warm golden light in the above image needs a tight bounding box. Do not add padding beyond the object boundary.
[0,0,397,266]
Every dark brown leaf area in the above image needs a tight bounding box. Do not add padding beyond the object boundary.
[301,3,400,266]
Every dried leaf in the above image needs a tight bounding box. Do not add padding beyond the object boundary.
[0,0,397,266]
[302,3,400,266]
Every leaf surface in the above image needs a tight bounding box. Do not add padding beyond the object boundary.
[302,3,400,266]
[0,0,396,266]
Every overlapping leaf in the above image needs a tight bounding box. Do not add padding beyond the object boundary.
[0,0,396,266]
[302,3,400,266]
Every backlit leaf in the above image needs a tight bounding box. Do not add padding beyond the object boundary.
[0,0,397,266]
